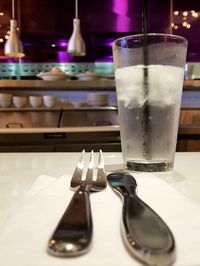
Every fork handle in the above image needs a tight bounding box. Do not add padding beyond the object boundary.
[47,186,92,257]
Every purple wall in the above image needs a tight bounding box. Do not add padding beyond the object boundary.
[0,0,199,62]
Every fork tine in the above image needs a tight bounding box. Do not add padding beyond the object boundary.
[70,150,85,188]
[85,150,94,183]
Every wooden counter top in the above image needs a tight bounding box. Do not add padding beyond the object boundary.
[0,80,116,90]
[183,80,200,89]
[0,79,200,90]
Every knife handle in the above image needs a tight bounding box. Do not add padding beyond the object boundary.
[47,186,92,257]
[122,194,176,266]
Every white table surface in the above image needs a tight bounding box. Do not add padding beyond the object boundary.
[0,152,200,266]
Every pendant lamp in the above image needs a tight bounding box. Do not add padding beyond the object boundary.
[67,0,86,56]
[4,0,25,58]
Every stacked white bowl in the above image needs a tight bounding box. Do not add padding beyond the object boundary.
[13,96,28,108]
[87,93,108,106]
[29,96,43,108]
[43,95,57,108]
[0,93,12,108]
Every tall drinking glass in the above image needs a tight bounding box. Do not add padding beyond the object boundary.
[112,34,187,172]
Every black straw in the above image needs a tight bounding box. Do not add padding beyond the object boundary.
[142,0,150,159]
[142,0,148,36]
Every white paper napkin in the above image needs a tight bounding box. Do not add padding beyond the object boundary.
[0,174,199,266]
[25,175,56,199]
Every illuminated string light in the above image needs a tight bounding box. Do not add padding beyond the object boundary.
[172,10,199,30]
[182,21,188,27]
[192,12,198,18]
[174,11,179,15]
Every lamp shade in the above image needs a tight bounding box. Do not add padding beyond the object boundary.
[4,20,25,58]
[67,18,86,56]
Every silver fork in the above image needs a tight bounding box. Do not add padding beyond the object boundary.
[47,150,106,257]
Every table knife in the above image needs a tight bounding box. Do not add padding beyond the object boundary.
[107,172,176,266]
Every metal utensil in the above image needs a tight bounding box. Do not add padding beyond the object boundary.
[47,150,106,257]
[107,172,176,266]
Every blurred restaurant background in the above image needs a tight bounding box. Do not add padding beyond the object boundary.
[0,0,199,152]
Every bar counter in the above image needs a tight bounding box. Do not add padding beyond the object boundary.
[0,152,200,265]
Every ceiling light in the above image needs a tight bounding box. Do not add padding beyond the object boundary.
[4,0,25,58]
[67,0,86,56]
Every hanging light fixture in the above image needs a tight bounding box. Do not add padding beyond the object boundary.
[67,0,86,56]
[4,0,25,58]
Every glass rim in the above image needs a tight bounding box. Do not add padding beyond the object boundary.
[113,33,188,46]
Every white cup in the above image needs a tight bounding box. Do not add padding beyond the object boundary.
[43,95,57,108]
[29,96,43,108]
[0,93,12,108]
[13,96,28,108]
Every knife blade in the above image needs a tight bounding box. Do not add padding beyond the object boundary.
[107,172,176,266]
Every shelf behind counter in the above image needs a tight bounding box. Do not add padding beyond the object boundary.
[0,79,200,152]
[0,79,199,108]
